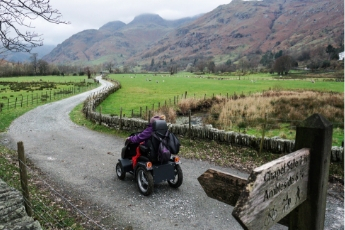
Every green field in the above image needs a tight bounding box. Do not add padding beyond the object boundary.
[0,76,98,131]
[103,72,344,115]
[101,72,344,146]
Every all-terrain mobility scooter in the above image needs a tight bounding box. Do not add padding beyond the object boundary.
[115,119,183,196]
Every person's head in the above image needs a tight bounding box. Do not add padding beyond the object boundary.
[150,114,166,124]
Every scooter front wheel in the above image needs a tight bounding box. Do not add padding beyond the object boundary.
[116,162,126,180]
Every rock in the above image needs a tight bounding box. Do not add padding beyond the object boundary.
[0,179,42,230]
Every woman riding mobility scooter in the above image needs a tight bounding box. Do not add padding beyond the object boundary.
[115,118,183,196]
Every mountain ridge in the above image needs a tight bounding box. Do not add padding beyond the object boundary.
[43,0,344,67]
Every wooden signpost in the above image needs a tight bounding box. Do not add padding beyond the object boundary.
[198,114,333,230]
[232,148,310,230]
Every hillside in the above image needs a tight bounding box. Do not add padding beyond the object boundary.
[136,0,344,65]
[43,0,344,67]
[43,14,198,64]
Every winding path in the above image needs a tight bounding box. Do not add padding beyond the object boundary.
[1,77,343,230]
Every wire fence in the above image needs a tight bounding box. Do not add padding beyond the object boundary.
[1,142,109,230]
[0,84,96,113]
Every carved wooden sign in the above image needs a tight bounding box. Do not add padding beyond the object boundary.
[197,169,247,206]
[232,148,310,230]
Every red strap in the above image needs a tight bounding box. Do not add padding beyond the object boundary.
[132,146,141,168]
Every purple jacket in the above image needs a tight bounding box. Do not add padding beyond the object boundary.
[128,123,153,144]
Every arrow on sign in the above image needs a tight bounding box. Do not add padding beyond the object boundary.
[197,168,247,206]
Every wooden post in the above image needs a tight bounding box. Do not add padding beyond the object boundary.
[288,114,333,230]
[148,110,151,123]
[259,113,267,155]
[17,141,32,217]
[99,106,102,125]
[145,106,148,120]
[188,110,191,137]
[119,107,123,130]
[140,107,142,118]
[131,109,134,117]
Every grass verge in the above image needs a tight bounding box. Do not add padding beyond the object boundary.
[0,145,84,229]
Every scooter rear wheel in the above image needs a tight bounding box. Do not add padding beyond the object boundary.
[168,164,183,188]
[136,166,154,196]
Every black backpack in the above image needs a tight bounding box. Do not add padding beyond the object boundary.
[149,120,180,163]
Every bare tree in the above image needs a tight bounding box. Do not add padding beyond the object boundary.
[37,59,49,75]
[273,55,295,75]
[0,0,69,53]
[104,61,113,73]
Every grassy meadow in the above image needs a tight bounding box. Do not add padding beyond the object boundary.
[0,76,97,131]
[101,72,344,146]
[103,72,344,114]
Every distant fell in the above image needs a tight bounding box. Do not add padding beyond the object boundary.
[43,0,344,66]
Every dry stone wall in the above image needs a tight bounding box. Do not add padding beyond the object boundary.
[0,179,42,230]
[83,79,343,162]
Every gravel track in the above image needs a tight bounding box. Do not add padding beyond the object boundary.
[1,77,343,230]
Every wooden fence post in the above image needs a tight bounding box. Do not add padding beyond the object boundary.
[288,114,333,230]
[140,107,142,118]
[119,107,123,130]
[145,106,148,120]
[99,106,102,125]
[259,113,267,155]
[188,110,191,137]
[17,141,32,217]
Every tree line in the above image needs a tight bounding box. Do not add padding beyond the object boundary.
[0,53,102,77]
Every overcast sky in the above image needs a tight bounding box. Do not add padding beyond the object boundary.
[33,0,232,46]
